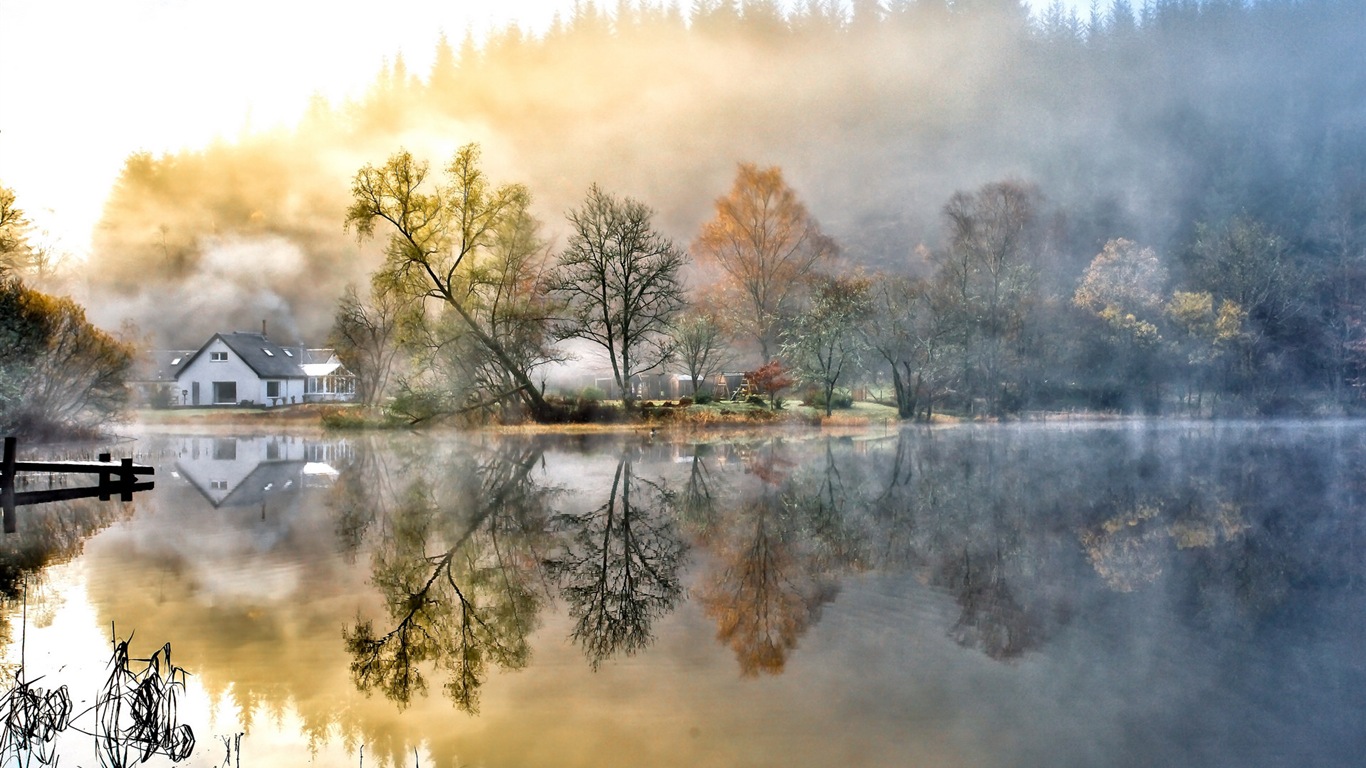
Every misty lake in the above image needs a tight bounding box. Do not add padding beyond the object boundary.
[3,421,1365,767]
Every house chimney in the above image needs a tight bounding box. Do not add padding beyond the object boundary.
[262,319,267,339]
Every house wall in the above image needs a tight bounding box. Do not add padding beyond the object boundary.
[177,339,256,405]
[263,378,307,406]
[176,338,304,406]
[172,435,313,506]
[173,435,307,503]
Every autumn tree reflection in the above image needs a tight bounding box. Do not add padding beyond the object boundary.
[698,494,839,676]
[343,443,555,712]
[697,441,847,676]
[545,456,686,669]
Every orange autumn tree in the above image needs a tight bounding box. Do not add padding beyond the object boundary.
[693,163,837,362]
[748,359,793,410]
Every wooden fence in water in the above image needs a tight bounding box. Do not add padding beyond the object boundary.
[0,435,155,534]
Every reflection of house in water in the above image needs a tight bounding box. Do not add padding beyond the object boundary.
[172,436,351,508]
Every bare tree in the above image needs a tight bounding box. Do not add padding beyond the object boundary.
[693,163,836,363]
[937,180,1043,415]
[672,309,733,396]
[867,271,955,421]
[552,184,688,408]
[330,280,414,407]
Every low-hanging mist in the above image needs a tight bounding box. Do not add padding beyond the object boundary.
[84,0,1363,359]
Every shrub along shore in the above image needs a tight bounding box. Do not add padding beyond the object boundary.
[131,399,911,433]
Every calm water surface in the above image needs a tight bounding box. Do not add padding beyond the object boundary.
[3,421,1365,767]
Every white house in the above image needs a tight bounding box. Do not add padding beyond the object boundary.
[171,434,349,507]
[173,332,355,407]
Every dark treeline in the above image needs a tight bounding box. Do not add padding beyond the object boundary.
[85,0,1366,416]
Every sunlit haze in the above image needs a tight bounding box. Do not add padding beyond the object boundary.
[1,0,584,256]
[1,0,1082,259]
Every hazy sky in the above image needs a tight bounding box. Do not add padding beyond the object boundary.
[0,0,1084,259]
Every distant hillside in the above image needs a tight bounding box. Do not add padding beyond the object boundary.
[86,0,1366,347]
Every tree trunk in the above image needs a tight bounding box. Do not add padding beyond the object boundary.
[444,296,556,421]
[891,361,919,420]
[909,366,924,423]
[923,372,934,423]
[890,363,909,419]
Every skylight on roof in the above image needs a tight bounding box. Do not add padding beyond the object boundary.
[171,357,181,365]
[284,349,293,357]
[263,348,274,356]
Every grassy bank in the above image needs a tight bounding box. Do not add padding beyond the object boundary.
[130,399,908,432]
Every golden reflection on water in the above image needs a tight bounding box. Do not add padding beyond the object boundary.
[3,425,1364,767]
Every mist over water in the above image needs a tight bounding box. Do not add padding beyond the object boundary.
[3,422,1364,766]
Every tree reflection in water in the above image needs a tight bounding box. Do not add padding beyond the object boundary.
[544,456,686,669]
[696,441,848,676]
[343,444,554,712]
[677,444,720,533]
[935,549,1040,659]
[2,426,1360,765]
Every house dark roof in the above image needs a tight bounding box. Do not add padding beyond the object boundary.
[217,460,307,508]
[214,332,309,378]
[173,333,343,380]
[176,457,307,508]
[132,349,197,383]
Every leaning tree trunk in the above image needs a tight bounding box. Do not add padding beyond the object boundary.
[442,294,556,421]
[890,362,919,420]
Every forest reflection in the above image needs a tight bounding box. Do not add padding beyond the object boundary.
[326,424,1366,713]
[9,425,1365,767]
[328,421,1366,713]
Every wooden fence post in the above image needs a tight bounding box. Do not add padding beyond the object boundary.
[2,436,16,534]
[119,457,134,502]
[98,451,111,501]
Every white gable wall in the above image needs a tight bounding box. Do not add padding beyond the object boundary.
[174,435,310,502]
[176,338,305,406]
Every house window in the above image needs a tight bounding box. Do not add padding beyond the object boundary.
[266,441,282,461]
[262,348,274,357]
[212,381,237,404]
[212,439,236,461]
[283,349,293,357]
[210,480,228,490]
[211,351,228,362]
[266,380,281,398]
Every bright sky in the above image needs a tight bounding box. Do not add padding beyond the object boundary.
[0,0,1081,259]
